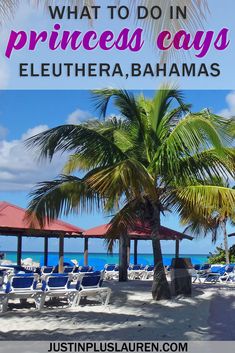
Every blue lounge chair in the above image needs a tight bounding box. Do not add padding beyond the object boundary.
[63,266,75,274]
[141,265,154,280]
[39,273,78,309]
[0,265,33,274]
[224,265,235,282]
[192,264,212,283]
[104,264,119,280]
[194,264,201,271]
[128,264,145,280]
[0,273,41,312]
[194,264,233,284]
[75,271,111,306]
[41,266,54,275]
[200,264,211,273]
[77,265,94,273]
[211,264,235,283]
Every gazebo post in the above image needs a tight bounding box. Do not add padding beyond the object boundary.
[44,237,48,266]
[134,239,138,265]
[119,234,128,282]
[59,234,64,273]
[17,235,22,266]
[84,238,89,266]
[175,239,180,258]
[127,238,130,265]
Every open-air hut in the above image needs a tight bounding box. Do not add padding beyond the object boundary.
[0,201,84,272]
[0,201,193,276]
[84,222,193,279]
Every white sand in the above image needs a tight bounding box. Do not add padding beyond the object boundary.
[1,280,235,341]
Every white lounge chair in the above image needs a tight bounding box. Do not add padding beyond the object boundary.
[75,271,111,307]
[104,264,119,280]
[128,264,145,280]
[39,273,78,309]
[0,273,42,312]
[141,265,154,280]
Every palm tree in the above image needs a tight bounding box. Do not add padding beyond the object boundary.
[25,87,235,300]
[183,178,235,265]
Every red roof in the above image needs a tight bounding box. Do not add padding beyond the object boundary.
[0,201,84,237]
[84,223,193,241]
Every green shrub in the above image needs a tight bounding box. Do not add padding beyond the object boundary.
[208,244,235,264]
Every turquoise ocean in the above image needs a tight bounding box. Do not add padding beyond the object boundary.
[2,251,209,269]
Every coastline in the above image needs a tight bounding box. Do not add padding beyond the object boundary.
[1,251,209,267]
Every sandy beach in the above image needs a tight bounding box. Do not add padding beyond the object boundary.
[1,280,235,341]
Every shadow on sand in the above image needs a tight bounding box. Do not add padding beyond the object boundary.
[0,281,235,341]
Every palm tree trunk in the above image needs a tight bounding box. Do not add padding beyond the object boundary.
[151,207,171,300]
[221,220,229,264]
[119,234,128,281]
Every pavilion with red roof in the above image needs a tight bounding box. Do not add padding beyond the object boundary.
[0,201,193,273]
[84,222,193,265]
[0,201,84,271]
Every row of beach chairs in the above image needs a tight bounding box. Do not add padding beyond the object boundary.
[191,264,235,284]
[104,264,155,280]
[0,269,111,313]
[104,263,235,284]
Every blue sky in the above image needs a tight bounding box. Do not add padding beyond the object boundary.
[0,89,234,255]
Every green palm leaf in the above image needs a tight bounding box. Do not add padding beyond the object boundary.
[26,122,127,167]
[26,174,103,227]
[173,185,235,219]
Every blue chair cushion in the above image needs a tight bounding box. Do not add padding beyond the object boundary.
[81,272,101,288]
[105,265,116,271]
[132,265,142,270]
[79,266,93,272]
[42,267,54,273]
[64,267,74,274]
[201,264,211,270]
[194,264,201,271]
[147,265,154,271]
[6,275,35,293]
[44,275,69,290]
[211,266,225,274]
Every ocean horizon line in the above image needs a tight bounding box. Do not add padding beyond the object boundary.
[2,250,209,256]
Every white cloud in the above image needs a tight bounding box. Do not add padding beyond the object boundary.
[0,125,8,139]
[21,125,49,140]
[217,91,235,118]
[66,109,94,124]
[0,125,67,191]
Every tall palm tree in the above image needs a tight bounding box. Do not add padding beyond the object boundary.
[183,179,235,265]
[26,87,235,300]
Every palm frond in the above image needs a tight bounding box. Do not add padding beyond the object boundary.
[155,112,225,176]
[129,0,209,63]
[104,199,144,252]
[170,148,235,184]
[0,0,18,23]
[171,185,235,220]
[151,86,186,133]
[86,159,156,204]
[26,174,103,227]
[25,122,127,167]
[92,89,142,124]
